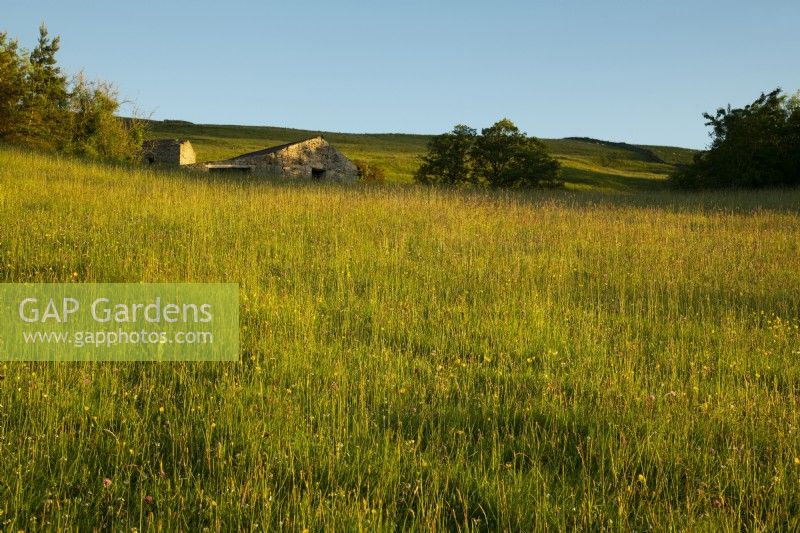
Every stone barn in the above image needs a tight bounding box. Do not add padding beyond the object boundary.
[201,136,358,182]
[141,139,196,166]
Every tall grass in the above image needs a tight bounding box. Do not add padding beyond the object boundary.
[1,146,799,530]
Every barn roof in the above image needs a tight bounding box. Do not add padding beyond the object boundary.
[232,136,324,159]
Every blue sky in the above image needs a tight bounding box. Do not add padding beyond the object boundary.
[4,1,799,148]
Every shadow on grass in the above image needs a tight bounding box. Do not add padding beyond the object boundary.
[558,166,667,192]
[554,185,800,214]
[400,179,800,215]
[146,157,800,216]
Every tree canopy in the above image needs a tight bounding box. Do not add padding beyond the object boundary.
[0,24,144,160]
[415,124,477,186]
[673,89,800,188]
[416,119,560,188]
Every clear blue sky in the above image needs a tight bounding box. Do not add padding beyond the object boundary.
[4,1,799,148]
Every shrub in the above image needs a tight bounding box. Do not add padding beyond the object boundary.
[354,159,387,184]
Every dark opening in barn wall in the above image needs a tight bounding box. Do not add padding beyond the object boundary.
[312,168,326,180]
[207,166,253,174]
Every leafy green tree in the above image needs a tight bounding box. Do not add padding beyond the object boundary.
[0,32,26,141]
[415,124,477,185]
[499,137,561,187]
[472,119,560,187]
[0,24,144,160]
[67,75,145,160]
[471,119,526,185]
[416,119,560,188]
[785,91,800,182]
[788,91,800,113]
[673,89,800,188]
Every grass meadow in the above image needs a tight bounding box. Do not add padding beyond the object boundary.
[1,145,799,530]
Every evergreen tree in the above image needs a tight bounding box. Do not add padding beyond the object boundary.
[21,24,69,149]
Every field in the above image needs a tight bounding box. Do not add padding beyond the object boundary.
[145,121,697,191]
[1,144,799,531]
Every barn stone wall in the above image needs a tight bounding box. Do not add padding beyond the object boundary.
[229,137,358,182]
[179,143,196,165]
[142,140,196,166]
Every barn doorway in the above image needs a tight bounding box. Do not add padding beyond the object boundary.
[311,167,326,180]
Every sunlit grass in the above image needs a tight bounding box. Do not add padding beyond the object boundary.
[0,146,798,530]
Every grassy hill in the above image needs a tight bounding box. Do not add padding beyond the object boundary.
[1,145,799,530]
[145,120,697,191]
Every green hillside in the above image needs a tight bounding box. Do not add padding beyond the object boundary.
[146,121,696,191]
